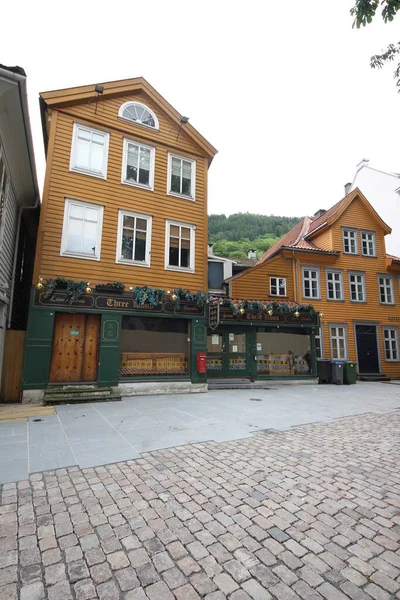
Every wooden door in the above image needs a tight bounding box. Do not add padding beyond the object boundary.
[49,313,100,383]
[356,325,379,374]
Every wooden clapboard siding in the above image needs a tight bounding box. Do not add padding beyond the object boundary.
[231,253,295,300]
[35,85,213,291]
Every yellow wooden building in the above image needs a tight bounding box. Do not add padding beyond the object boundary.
[229,189,400,378]
[22,77,217,399]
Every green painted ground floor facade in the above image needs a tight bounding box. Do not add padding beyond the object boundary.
[22,289,319,391]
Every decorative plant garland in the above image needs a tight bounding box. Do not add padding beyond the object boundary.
[43,278,87,304]
[41,279,316,316]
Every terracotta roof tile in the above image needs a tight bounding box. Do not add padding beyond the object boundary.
[387,254,400,264]
[258,218,308,263]
[306,195,348,235]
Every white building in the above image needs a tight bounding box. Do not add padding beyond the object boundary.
[349,159,400,256]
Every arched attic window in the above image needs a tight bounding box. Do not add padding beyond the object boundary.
[119,101,159,130]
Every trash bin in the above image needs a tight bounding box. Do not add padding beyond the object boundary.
[317,359,331,383]
[344,361,357,384]
[331,361,344,385]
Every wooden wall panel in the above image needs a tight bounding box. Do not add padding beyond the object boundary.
[1,330,26,402]
[231,254,295,300]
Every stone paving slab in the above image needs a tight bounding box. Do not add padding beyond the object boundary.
[1,410,399,599]
[1,382,400,484]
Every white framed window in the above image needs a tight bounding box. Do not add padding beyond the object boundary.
[342,228,358,254]
[349,272,366,302]
[70,123,109,179]
[165,220,195,272]
[383,327,399,361]
[270,277,286,296]
[121,139,155,190]
[302,267,320,299]
[378,275,394,304]
[61,199,103,261]
[315,327,323,359]
[326,270,343,301]
[329,324,347,360]
[361,230,376,257]
[167,153,196,200]
[118,101,159,130]
[116,210,152,267]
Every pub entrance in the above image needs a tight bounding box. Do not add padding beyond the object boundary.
[206,329,254,378]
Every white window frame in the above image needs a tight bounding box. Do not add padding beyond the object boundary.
[378,274,394,305]
[329,324,348,360]
[326,269,343,301]
[167,153,196,201]
[270,277,287,297]
[361,230,376,257]
[69,123,109,180]
[383,327,399,361]
[349,271,366,303]
[118,101,159,130]
[302,266,320,300]
[342,227,358,255]
[315,326,324,359]
[165,219,195,273]
[61,199,104,261]
[116,210,152,268]
[121,138,155,191]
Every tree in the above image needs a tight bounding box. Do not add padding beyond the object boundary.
[351,1,400,90]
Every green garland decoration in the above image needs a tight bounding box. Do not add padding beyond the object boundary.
[43,277,88,304]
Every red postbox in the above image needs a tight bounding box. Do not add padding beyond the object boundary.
[196,352,207,373]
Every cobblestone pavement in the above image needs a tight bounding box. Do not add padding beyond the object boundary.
[1,411,399,600]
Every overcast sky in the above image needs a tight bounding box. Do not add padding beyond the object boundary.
[2,0,399,218]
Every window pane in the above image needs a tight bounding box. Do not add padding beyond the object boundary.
[171,174,181,193]
[181,237,190,268]
[66,219,82,252]
[75,138,90,169]
[170,225,179,237]
[122,228,134,260]
[172,158,181,174]
[138,148,150,185]
[169,235,179,266]
[78,129,91,141]
[92,133,104,145]
[85,207,99,222]
[82,221,97,255]
[123,215,135,229]
[182,176,191,196]
[90,142,103,172]
[181,227,191,239]
[136,218,147,231]
[135,230,146,261]
[70,204,84,219]
[127,145,139,182]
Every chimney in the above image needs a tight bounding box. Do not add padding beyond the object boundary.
[356,158,369,171]
[247,249,257,259]
[208,244,214,257]
[344,182,352,195]
[313,209,326,219]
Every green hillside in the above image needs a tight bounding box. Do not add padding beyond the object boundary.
[208,213,302,259]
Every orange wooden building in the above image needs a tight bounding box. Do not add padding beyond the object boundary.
[22,77,217,399]
[229,189,400,378]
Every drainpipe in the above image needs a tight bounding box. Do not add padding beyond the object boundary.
[292,249,299,302]
[0,67,41,328]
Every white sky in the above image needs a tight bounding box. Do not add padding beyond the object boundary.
[2,0,399,218]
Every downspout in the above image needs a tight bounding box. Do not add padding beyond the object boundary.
[292,249,299,302]
[1,67,41,328]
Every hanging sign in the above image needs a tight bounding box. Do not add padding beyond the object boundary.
[208,301,220,330]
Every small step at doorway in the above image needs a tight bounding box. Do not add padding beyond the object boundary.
[43,386,121,405]
[208,378,276,390]
[358,374,391,382]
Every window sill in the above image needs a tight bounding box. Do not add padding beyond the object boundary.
[384,359,400,363]
[361,254,377,258]
[121,179,154,192]
[343,252,359,256]
[165,265,194,274]
[350,300,367,303]
[327,298,345,302]
[302,297,321,301]
[116,259,150,268]
[70,167,107,180]
[380,302,396,306]
[167,190,195,202]
[61,251,100,261]
[268,295,288,299]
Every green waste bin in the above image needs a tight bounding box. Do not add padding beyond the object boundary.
[344,361,357,384]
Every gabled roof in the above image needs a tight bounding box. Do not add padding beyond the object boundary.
[39,76,217,162]
[306,188,391,238]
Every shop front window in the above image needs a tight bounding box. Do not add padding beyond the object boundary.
[120,317,189,377]
[256,329,312,376]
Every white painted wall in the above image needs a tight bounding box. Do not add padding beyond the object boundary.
[350,165,400,256]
